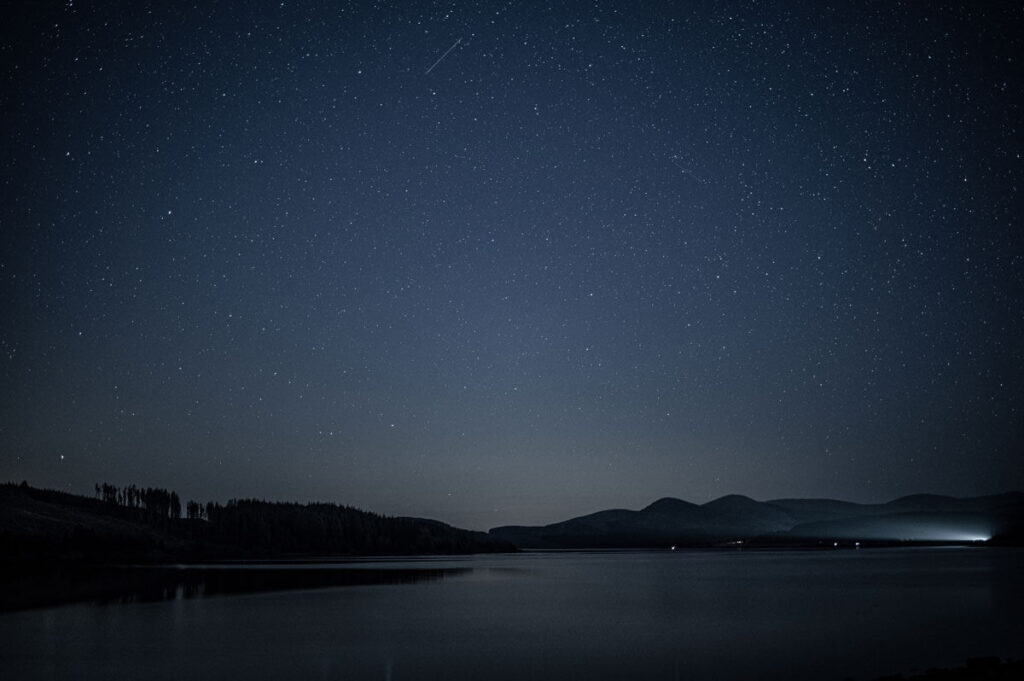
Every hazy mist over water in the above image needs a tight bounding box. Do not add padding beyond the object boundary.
[2,548,1022,680]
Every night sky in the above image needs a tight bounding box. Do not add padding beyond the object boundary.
[2,1,1021,530]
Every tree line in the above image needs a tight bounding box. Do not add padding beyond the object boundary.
[90,481,510,556]
[95,483,181,522]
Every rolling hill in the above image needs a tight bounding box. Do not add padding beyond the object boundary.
[489,492,1024,548]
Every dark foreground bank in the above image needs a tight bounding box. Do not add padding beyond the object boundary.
[870,657,1024,680]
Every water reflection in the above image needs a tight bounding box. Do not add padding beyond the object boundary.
[1,550,1022,681]
[0,564,470,612]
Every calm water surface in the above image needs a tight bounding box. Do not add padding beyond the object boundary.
[2,548,1022,680]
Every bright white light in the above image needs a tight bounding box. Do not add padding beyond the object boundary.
[928,534,992,543]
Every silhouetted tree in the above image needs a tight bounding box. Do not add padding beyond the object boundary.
[81,481,512,557]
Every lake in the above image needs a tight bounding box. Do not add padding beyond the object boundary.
[2,547,1022,680]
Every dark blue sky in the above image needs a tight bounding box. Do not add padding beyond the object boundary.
[2,1,1021,529]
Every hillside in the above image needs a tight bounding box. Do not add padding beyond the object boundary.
[0,482,514,565]
[489,492,1024,549]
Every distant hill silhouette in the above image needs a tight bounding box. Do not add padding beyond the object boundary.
[0,482,514,565]
[489,492,1024,549]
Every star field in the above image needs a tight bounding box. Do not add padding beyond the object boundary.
[2,1,1021,528]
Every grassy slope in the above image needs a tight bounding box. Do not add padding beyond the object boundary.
[0,484,214,564]
[0,483,513,564]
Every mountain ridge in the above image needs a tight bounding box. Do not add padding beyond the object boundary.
[489,492,1024,548]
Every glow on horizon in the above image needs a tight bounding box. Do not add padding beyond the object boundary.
[905,526,992,543]
[822,519,994,543]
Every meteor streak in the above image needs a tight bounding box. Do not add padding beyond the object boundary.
[425,37,462,75]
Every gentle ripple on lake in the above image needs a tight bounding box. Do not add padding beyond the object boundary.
[2,547,1022,680]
